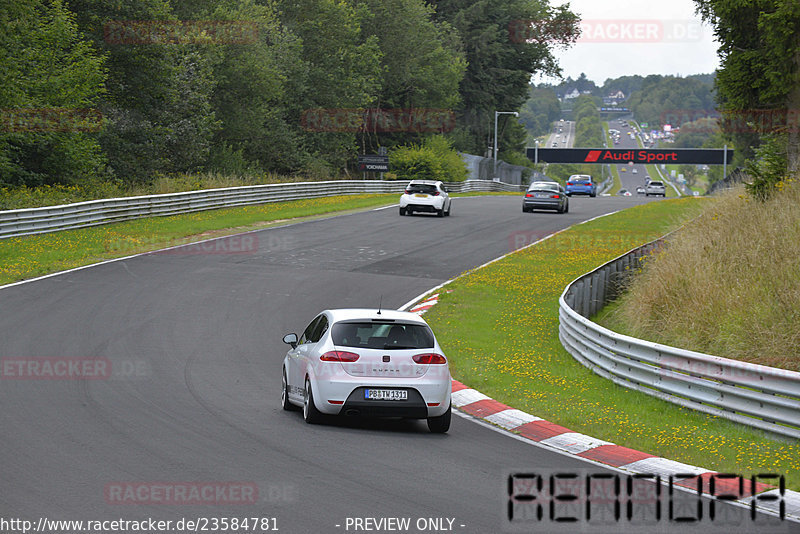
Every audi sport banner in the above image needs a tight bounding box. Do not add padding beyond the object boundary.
[527,148,734,165]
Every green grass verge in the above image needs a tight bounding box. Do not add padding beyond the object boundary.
[422,197,800,489]
[663,164,710,194]
[0,194,398,285]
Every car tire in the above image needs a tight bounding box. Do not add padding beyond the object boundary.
[590,193,596,198]
[281,369,295,411]
[564,202,569,214]
[427,404,451,433]
[303,378,322,424]
[444,202,451,216]
[399,207,406,216]
[437,207,444,218]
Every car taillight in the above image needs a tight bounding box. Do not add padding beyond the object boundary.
[432,191,440,196]
[525,193,533,197]
[413,353,447,364]
[320,351,360,362]
[566,182,573,186]
[551,194,560,199]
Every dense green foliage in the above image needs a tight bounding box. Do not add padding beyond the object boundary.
[625,75,716,128]
[389,136,468,182]
[1,0,577,188]
[0,0,107,186]
[430,0,579,160]
[695,0,800,192]
[519,86,561,137]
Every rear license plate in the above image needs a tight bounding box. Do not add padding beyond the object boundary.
[365,389,407,401]
[414,194,427,198]
[535,193,550,198]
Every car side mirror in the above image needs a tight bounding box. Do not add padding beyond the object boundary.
[283,333,298,349]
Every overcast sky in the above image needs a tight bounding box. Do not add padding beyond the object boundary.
[539,0,721,85]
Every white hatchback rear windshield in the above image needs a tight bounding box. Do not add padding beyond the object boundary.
[406,184,437,194]
[332,321,435,350]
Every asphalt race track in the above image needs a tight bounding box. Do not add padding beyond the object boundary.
[0,195,791,534]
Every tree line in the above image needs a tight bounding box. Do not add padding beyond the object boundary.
[0,0,579,188]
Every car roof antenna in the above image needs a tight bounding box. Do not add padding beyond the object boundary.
[377,295,382,315]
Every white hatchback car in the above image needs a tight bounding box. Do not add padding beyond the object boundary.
[399,180,451,217]
[281,308,452,433]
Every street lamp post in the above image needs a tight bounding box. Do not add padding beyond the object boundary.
[494,111,519,179]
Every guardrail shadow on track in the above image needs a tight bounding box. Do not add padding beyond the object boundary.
[558,235,800,440]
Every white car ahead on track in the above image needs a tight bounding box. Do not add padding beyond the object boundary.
[281,308,452,433]
[399,180,451,217]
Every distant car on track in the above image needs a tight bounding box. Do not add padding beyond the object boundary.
[281,309,452,433]
[618,189,632,197]
[565,175,596,197]
[636,186,646,195]
[523,181,569,213]
[645,181,666,197]
[399,180,451,217]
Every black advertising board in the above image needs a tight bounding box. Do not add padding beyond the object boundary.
[358,154,390,172]
[527,148,734,165]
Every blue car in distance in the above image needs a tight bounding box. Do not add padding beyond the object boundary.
[565,174,596,197]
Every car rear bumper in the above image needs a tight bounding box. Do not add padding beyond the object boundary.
[400,196,444,211]
[311,373,451,418]
[341,387,429,418]
[404,203,441,213]
[523,199,562,210]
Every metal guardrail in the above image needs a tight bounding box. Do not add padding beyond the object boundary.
[559,236,800,440]
[707,167,746,195]
[0,179,524,239]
